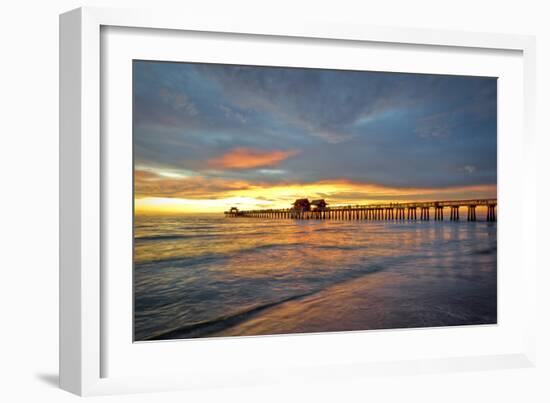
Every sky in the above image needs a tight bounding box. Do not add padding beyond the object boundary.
[133,60,497,214]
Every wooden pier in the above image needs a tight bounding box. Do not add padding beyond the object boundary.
[224,198,497,222]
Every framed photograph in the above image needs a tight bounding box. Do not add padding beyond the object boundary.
[60,7,537,396]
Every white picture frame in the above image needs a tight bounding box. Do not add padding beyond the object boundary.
[59,6,537,396]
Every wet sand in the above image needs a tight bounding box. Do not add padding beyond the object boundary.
[212,266,497,337]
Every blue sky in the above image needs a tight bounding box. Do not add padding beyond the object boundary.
[133,60,497,213]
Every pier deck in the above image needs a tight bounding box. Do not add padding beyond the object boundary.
[224,199,497,222]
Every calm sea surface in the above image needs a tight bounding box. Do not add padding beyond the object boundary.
[134,214,497,341]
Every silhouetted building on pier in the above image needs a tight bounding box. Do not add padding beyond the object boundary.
[292,198,311,212]
[311,199,328,210]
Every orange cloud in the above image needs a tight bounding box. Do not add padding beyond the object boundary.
[207,147,299,169]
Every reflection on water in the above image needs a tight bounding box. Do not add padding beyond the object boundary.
[134,214,497,341]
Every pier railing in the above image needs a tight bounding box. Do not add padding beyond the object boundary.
[224,199,497,222]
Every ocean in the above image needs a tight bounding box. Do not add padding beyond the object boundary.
[134,213,497,341]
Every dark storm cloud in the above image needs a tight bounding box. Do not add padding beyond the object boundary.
[133,60,496,190]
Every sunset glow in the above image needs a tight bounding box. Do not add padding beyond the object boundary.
[135,168,496,214]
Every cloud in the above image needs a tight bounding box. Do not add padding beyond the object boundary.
[134,169,253,199]
[196,65,420,144]
[207,147,300,170]
[415,111,456,138]
[219,105,247,124]
[158,87,198,116]
[462,165,477,174]
[415,91,496,139]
